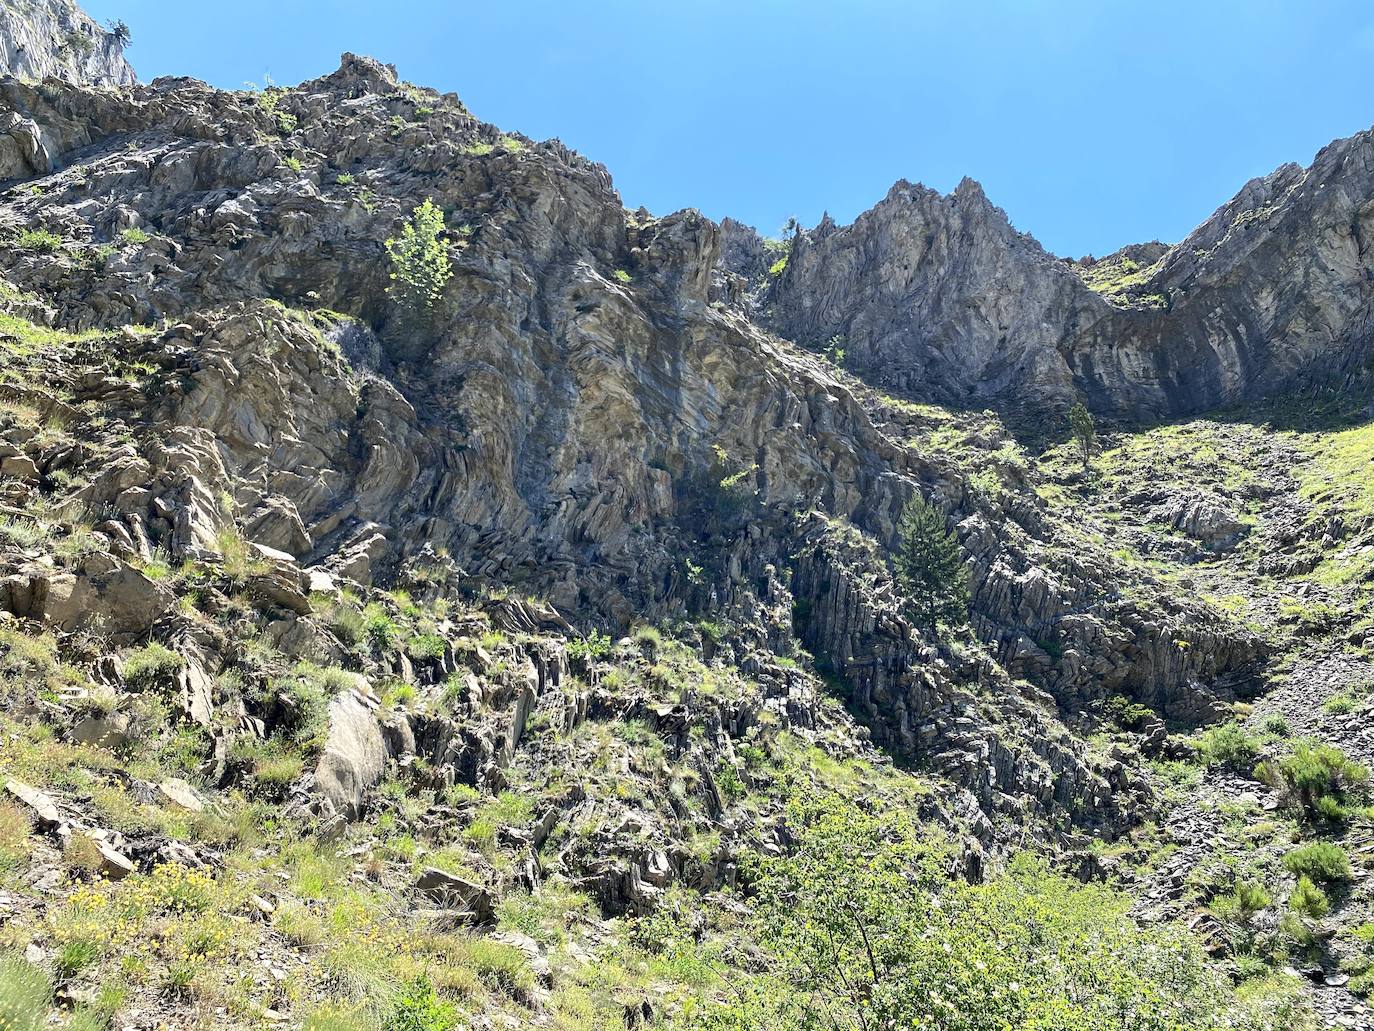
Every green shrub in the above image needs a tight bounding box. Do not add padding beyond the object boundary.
[363,604,397,653]
[16,229,62,253]
[1209,879,1270,923]
[118,227,151,246]
[386,198,452,322]
[567,630,612,661]
[1289,875,1329,918]
[611,268,632,284]
[1195,721,1261,771]
[698,791,1244,1030]
[1261,714,1291,737]
[1266,740,1369,820]
[715,762,745,804]
[386,977,458,1031]
[406,632,446,661]
[1323,692,1357,715]
[1282,841,1351,883]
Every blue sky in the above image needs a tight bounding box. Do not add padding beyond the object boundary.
[83,0,1374,257]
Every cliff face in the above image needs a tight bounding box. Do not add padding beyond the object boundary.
[0,0,133,85]
[4,7,1374,1026]
[754,179,1097,410]
[0,53,1264,837]
[747,130,1374,421]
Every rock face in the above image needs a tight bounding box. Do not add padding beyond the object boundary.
[0,0,133,86]
[746,130,1374,421]
[755,179,1091,408]
[0,53,1273,839]
[1,21,1371,1029]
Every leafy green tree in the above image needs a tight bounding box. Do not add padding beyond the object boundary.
[386,199,453,325]
[1069,401,1095,471]
[697,791,1248,1031]
[892,494,968,639]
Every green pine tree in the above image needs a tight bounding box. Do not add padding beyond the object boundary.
[892,495,969,640]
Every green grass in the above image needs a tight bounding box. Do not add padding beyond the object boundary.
[0,953,51,1030]
[121,642,185,690]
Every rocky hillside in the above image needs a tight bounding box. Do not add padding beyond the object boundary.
[736,130,1374,423]
[0,6,1371,1031]
[0,0,132,86]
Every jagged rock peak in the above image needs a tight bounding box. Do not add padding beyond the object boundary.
[303,51,402,98]
[0,0,134,86]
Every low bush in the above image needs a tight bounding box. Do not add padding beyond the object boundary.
[1195,721,1262,772]
[16,229,63,252]
[1263,740,1369,821]
[385,977,459,1031]
[1209,879,1271,924]
[1289,875,1330,918]
[1282,841,1351,883]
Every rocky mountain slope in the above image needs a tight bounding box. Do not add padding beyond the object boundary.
[734,130,1374,423]
[0,6,1371,1031]
[0,0,132,86]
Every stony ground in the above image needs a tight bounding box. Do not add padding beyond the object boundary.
[1032,411,1374,1029]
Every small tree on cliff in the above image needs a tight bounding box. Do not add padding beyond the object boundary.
[893,495,969,640]
[1068,402,1096,472]
[386,198,452,327]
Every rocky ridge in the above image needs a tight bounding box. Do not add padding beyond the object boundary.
[0,0,132,86]
[0,9,1369,1031]
[735,131,1374,423]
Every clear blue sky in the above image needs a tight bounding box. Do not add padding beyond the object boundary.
[82,0,1374,258]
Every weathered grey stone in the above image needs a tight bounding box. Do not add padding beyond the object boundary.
[96,841,135,880]
[415,868,494,922]
[0,455,39,482]
[70,712,131,750]
[0,0,134,86]
[158,778,204,813]
[4,779,60,828]
[314,691,387,820]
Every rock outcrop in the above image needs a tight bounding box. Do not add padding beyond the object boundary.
[744,130,1374,422]
[0,53,1272,839]
[0,0,133,86]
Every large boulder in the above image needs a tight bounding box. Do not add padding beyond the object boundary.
[415,868,494,922]
[1,556,174,637]
[313,689,412,819]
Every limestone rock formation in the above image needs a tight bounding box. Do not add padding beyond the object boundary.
[0,0,133,86]
[743,130,1374,422]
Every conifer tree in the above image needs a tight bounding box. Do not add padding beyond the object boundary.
[893,495,969,639]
